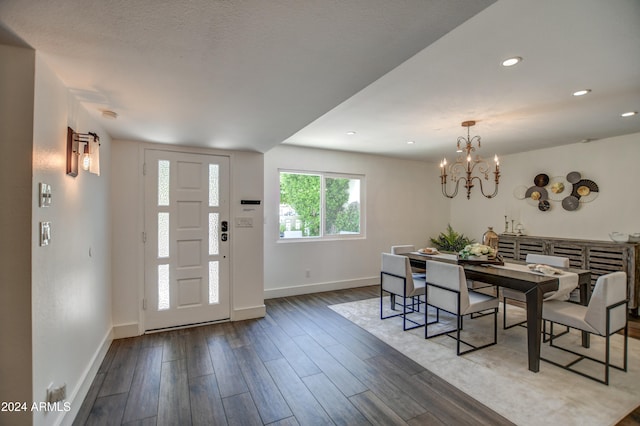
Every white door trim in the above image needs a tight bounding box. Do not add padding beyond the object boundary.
[135,143,234,333]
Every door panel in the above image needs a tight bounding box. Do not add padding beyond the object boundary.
[144,149,230,331]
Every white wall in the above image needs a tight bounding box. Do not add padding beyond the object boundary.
[29,55,113,426]
[449,133,640,242]
[0,44,35,426]
[110,140,142,334]
[111,141,265,335]
[263,145,450,298]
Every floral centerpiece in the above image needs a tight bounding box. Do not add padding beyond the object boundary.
[459,243,496,260]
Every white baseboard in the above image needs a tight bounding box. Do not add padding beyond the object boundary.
[112,322,141,339]
[264,276,378,299]
[59,328,113,426]
[112,309,268,333]
[232,304,266,321]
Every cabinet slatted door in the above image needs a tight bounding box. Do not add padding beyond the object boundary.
[587,246,629,295]
[498,239,516,260]
[517,240,544,261]
[549,243,584,268]
[498,234,639,313]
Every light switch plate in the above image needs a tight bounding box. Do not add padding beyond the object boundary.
[40,222,51,246]
[39,183,52,207]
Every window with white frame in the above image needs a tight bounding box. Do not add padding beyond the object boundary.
[279,170,364,240]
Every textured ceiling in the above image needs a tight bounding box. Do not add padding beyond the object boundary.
[1,0,638,160]
[0,0,495,154]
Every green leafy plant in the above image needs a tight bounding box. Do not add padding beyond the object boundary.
[429,224,475,252]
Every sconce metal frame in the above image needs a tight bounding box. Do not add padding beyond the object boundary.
[66,127,99,177]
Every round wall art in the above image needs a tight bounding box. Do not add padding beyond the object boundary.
[515,171,599,212]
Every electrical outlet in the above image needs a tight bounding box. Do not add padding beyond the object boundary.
[46,383,66,403]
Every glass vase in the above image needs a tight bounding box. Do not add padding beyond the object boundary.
[482,227,499,254]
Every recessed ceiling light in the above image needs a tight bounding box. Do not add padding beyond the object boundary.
[621,111,637,117]
[501,56,522,67]
[346,131,356,135]
[573,89,591,97]
[407,140,415,145]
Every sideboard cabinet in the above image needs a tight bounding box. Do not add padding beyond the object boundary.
[498,234,640,313]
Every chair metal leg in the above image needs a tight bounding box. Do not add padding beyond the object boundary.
[503,298,569,341]
[542,319,569,342]
[403,295,426,331]
[541,321,628,385]
[503,296,527,330]
[382,291,425,327]
[623,323,629,371]
[456,309,498,355]
[426,307,498,356]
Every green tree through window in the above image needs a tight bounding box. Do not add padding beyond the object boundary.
[280,173,320,237]
[280,171,363,239]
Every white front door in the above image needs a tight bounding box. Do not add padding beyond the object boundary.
[144,149,230,331]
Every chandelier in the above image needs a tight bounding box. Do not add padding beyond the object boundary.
[439,121,500,199]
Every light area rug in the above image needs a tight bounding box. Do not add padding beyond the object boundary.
[329,297,640,426]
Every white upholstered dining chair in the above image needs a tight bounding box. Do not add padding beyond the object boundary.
[541,271,628,384]
[503,253,571,330]
[391,244,426,277]
[380,253,426,331]
[424,260,499,355]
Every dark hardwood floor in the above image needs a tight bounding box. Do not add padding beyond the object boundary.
[73,286,640,426]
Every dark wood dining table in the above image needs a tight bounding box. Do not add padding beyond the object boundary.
[405,252,592,373]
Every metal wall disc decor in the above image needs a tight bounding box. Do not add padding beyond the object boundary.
[571,179,599,203]
[566,171,581,184]
[562,195,580,211]
[538,200,551,211]
[534,173,549,187]
[517,171,599,212]
[525,186,548,207]
[525,186,548,200]
[547,176,570,201]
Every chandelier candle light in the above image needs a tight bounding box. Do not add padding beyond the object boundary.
[440,120,500,199]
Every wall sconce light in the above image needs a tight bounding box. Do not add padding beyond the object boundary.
[66,127,100,177]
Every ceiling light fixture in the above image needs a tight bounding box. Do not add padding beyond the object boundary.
[407,140,415,145]
[621,111,637,118]
[573,89,591,97]
[501,56,522,67]
[346,131,356,135]
[439,121,500,200]
[102,110,118,119]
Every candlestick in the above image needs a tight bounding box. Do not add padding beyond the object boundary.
[504,215,509,233]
